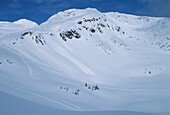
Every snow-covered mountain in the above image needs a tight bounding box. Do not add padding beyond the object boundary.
[0,8,170,114]
[13,19,38,28]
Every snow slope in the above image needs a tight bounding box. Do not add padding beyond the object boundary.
[0,8,170,114]
[1,91,158,115]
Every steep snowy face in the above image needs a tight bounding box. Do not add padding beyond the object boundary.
[0,8,170,114]
[39,8,170,52]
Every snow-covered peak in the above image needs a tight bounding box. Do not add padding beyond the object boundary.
[49,8,101,19]
[42,8,102,26]
[13,19,38,28]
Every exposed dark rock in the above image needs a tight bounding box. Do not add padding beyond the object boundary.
[59,29,81,41]
[115,26,121,32]
[97,23,106,28]
[21,31,33,36]
[77,21,82,24]
[89,28,96,33]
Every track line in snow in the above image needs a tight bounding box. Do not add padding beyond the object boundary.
[6,47,39,80]
[101,86,170,92]
[20,55,32,77]
[64,101,82,111]
[12,87,80,111]
[30,93,80,111]
[28,58,65,77]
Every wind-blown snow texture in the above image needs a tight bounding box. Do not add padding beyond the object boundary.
[0,8,170,114]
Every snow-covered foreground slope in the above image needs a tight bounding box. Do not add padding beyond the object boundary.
[0,8,170,114]
[1,91,158,115]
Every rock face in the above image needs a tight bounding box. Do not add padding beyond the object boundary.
[0,8,170,114]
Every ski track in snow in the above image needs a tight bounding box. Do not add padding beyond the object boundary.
[12,87,81,111]
[19,55,32,77]
[64,101,82,111]
[6,48,40,80]
[101,86,170,92]
[28,57,65,77]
